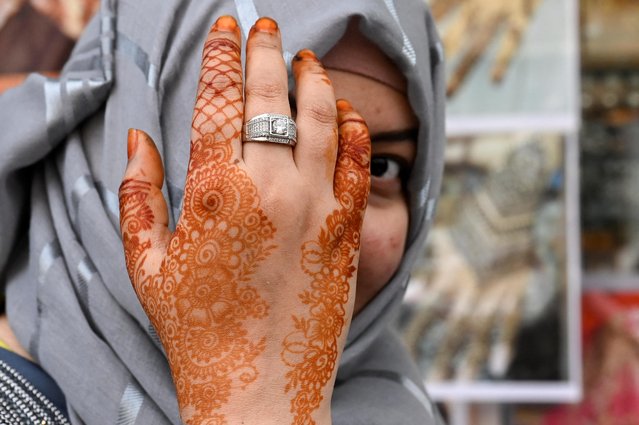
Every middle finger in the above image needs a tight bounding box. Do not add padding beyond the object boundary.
[243,17,294,170]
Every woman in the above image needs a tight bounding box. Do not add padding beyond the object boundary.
[0,0,445,423]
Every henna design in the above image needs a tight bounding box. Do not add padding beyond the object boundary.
[121,146,275,425]
[119,179,154,280]
[282,122,370,424]
[190,38,243,165]
[120,34,276,424]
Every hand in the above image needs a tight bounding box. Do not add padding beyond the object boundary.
[433,0,543,96]
[404,228,531,381]
[403,139,559,381]
[118,16,371,425]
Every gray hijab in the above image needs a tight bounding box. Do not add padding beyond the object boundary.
[0,0,445,423]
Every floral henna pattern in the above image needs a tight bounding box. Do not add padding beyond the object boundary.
[120,34,276,424]
[282,121,371,424]
[119,179,154,280]
[121,142,275,424]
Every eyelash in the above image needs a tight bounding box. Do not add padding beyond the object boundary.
[370,154,411,186]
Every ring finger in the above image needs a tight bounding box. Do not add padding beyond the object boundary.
[243,17,294,170]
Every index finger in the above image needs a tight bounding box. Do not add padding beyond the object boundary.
[189,16,244,171]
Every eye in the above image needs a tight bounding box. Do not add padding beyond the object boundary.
[371,156,407,182]
[367,139,415,198]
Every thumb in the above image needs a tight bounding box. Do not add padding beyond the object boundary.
[119,129,171,282]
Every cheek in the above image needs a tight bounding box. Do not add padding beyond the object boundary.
[354,202,409,314]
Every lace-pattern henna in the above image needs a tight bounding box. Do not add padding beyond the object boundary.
[120,32,277,424]
[282,117,370,424]
[190,37,243,167]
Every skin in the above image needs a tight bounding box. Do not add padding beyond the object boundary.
[325,69,417,315]
[121,16,371,424]
[0,14,417,425]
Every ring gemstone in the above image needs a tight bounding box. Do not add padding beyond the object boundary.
[243,113,297,146]
[270,117,288,136]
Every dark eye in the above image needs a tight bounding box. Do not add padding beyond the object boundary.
[371,156,407,182]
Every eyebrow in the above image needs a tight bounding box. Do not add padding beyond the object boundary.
[370,128,418,143]
[289,94,418,143]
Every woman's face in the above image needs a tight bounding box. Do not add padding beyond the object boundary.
[326,68,418,314]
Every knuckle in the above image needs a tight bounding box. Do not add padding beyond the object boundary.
[248,38,280,51]
[301,100,337,126]
[258,176,303,209]
[245,79,287,102]
[301,62,328,79]
[209,111,237,129]
[304,133,337,160]
[203,38,240,58]
[199,71,241,97]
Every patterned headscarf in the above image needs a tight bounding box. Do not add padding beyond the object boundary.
[0,0,445,423]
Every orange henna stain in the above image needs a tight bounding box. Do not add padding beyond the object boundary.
[312,69,332,87]
[322,129,339,181]
[282,122,370,424]
[120,26,275,425]
[338,124,370,169]
[191,36,243,160]
[119,178,155,279]
[170,152,276,423]
[253,17,278,34]
[127,129,139,160]
[121,141,276,424]
[294,50,331,87]
[212,15,239,33]
[335,99,352,112]
[294,49,318,62]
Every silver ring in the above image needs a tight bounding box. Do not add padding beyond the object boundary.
[243,113,297,147]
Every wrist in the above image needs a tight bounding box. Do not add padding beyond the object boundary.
[173,368,334,425]
[178,398,332,425]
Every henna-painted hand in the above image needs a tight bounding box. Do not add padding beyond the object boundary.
[118,16,371,425]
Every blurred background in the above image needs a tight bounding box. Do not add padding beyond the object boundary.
[1,0,638,424]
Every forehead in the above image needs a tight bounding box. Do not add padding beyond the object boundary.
[325,69,418,135]
[321,19,407,94]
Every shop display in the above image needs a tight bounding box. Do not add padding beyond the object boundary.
[580,0,639,262]
[581,72,639,116]
[581,120,639,273]
[402,133,566,383]
[579,0,639,275]
[434,0,544,96]
[569,1,639,419]
[581,0,639,70]
[429,0,578,130]
[541,293,639,424]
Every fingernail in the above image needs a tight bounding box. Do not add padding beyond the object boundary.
[336,99,353,112]
[294,49,318,62]
[127,129,139,161]
[213,15,238,32]
[253,17,278,34]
